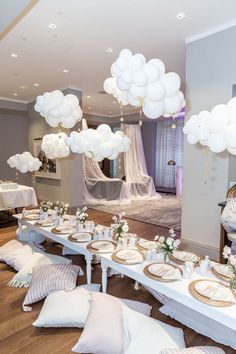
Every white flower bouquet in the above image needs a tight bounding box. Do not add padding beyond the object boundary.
[112,212,129,241]
[40,200,53,212]
[76,206,88,223]
[54,201,69,217]
[154,228,180,262]
[223,246,236,289]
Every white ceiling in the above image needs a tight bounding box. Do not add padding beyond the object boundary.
[1,0,236,117]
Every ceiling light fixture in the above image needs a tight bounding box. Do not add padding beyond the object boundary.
[176,12,186,20]
[86,95,91,98]
[88,107,92,110]
[11,53,18,58]
[113,101,117,104]
[13,93,18,96]
[108,111,112,114]
[63,69,69,73]
[34,83,40,87]
[48,23,56,29]
[19,85,27,89]
[105,48,113,53]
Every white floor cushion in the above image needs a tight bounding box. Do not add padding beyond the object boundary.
[33,284,101,328]
[8,252,72,287]
[122,305,185,354]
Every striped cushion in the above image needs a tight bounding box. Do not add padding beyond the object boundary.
[161,347,225,354]
[23,264,83,311]
[0,239,23,261]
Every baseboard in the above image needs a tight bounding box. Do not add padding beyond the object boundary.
[181,238,219,262]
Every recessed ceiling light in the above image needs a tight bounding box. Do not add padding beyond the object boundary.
[19,85,27,89]
[113,101,117,104]
[13,93,18,96]
[11,53,18,58]
[108,111,112,114]
[88,107,92,110]
[86,95,91,98]
[63,69,69,73]
[34,83,40,87]
[176,12,186,20]
[48,23,56,29]
[105,48,113,53]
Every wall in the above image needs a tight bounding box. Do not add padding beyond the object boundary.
[27,88,84,207]
[182,26,236,256]
[0,108,30,185]
[141,122,157,180]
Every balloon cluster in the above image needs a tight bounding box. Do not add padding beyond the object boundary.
[7,152,42,173]
[66,124,131,162]
[41,132,70,159]
[104,48,185,119]
[34,90,83,129]
[183,97,236,155]
[103,77,128,105]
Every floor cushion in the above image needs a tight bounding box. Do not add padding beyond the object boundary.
[0,239,23,261]
[161,347,225,354]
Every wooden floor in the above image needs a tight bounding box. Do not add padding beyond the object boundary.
[0,209,233,354]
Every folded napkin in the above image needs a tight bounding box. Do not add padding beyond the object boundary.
[117,250,143,263]
[213,264,233,279]
[148,264,182,280]
[173,251,199,263]
[25,214,39,220]
[25,209,40,215]
[195,281,235,303]
[92,241,114,252]
[55,225,74,233]
[139,239,156,250]
[37,219,54,226]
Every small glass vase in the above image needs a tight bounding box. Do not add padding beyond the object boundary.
[230,276,236,290]
[163,252,171,263]
[58,215,64,225]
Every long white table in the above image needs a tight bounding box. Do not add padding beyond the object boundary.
[14,214,236,349]
[0,185,37,211]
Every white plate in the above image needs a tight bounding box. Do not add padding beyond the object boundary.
[195,280,235,302]
[173,250,200,263]
[91,241,114,252]
[55,225,74,233]
[71,232,92,242]
[37,219,54,227]
[139,239,156,250]
[25,214,39,220]
[116,249,143,263]
[148,263,181,280]
[213,264,233,279]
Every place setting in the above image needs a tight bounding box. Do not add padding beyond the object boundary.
[143,263,182,282]
[211,263,234,282]
[171,250,201,264]
[51,224,75,235]
[87,240,117,254]
[68,231,93,243]
[111,248,144,265]
[137,238,157,251]
[189,279,236,307]
[34,219,55,227]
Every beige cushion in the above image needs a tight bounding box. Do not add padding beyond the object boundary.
[161,347,225,354]
[227,232,236,242]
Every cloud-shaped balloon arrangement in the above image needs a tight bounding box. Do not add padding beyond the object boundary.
[7,152,42,173]
[66,124,131,162]
[183,97,236,155]
[34,90,83,129]
[41,132,70,159]
[104,48,185,119]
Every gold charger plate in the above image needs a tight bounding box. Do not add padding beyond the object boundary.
[143,262,182,282]
[51,226,75,235]
[211,265,233,282]
[171,251,201,265]
[189,279,236,307]
[137,239,156,251]
[68,232,93,243]
[87,240,116,254]
[111,249,144,265]
[22,214,40,221]
[34,220,54,227]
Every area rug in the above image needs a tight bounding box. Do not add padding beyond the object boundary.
[90,194,182,231]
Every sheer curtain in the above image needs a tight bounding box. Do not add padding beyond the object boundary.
[155,117,184,188]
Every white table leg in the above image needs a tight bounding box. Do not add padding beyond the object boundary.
[134,281,139,290]
[85,253,93,284]
[102,263,108,293]
[120,273,124,279]
[17,220,23,241]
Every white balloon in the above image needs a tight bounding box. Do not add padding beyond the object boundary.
[119,48,132,59]
[146,81,165,102]
[187,134,198,144]
[148,59,165,76]
[99,142,113,158]
[228,147,236,155]
[111,63,121,78]
[129,53,146,71]
[161,72,181,97]
[120,70,133,84]
[129,84,146,99]
[127,92,141,107]
[116,76,130,91]
[144,62,161,83]
[97,124,112,139]
[142,100,164,119]
[208,133,226,153]
[116,56,129,71]
[103,77,116,94]
[133,70,148,87]
[224,123,236,148]
[227,97,236,114]
[164,95,182,114]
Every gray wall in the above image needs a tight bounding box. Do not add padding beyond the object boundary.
[182,26,236,252]
[0,108,30,185]
[27,88,84,206]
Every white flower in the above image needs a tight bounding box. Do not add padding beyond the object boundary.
[173,239,181,248]
[166,237,173,246]
[154,235,160,241]
[223,246,231,259]
[123,224,129,233]
[229,255,236,266]
[159,236,165,244]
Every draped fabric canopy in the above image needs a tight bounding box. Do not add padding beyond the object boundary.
[82,121,160,205]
